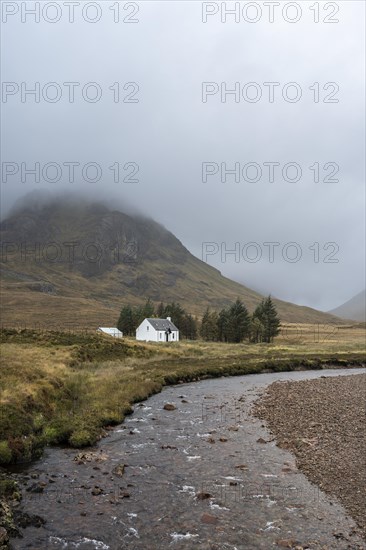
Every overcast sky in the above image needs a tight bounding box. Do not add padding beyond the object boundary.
[1,1,365,311]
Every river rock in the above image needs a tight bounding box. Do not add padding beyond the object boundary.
[112,464,126,477]
[276,539,298,548]
[0,527,8,547]
[201,513,218,525]
[26,483,44,493]
[163,403,176,411]
[74,451,108,464]
[13,510,46,528]
[196,492,212,500]
[0,500,19,538]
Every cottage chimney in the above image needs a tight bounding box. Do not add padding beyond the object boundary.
[166,317,171,322]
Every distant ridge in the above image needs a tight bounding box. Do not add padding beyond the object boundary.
[329,290,366,322]
[0,195,344,328]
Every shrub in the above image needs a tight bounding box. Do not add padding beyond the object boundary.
[0,441,12,465]
[33,413,46,432]
[69,429,97,447]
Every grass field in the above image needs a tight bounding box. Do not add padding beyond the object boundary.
[0,323,365,465]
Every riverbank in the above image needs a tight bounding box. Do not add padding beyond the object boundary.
[253,373,366,540]
[1,325,365,465]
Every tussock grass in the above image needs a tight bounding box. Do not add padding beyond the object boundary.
[0,325,365,464]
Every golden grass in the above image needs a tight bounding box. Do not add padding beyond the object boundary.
[0,344,70,403]
[0,323,365,464]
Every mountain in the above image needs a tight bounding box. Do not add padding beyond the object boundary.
[328,290,366,322]
[0,197,343,328]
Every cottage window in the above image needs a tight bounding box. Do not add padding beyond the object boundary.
[147,326,149,331]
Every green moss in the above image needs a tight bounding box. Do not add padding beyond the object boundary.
[0,442,12,465]
[42,426,60,444]
[69,429,98,448]
[33,413,46,432]
[0,477,20,501]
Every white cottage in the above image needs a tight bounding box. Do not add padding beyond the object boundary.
[136,317,179,343]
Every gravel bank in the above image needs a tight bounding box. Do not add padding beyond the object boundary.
[253,373,366,540]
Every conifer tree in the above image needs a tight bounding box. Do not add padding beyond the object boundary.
[217,308,230,342]
[156,302,165,317]
[181,313,198,340]
[226,298,250,342]
[200,308,219,341]
[117,305,135,336]
[164,302,185,329]
[252,296,280,343]
[141,298,155,319]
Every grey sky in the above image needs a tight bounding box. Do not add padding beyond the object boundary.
[1,1,365,311]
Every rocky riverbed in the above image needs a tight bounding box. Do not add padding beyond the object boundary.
[3,368,366,550]
[253,373,366,540]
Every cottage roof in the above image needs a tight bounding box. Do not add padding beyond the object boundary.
[146,318,179,331]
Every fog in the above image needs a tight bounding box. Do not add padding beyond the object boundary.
[1,1,365,311]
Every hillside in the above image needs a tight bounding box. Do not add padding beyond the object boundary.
[0,197,343,328]
[329,290,366,322]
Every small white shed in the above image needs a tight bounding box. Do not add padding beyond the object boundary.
[136,317,179,343]
[97,327,123,338]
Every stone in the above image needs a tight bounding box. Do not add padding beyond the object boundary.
[201,513,218,525]
[0,527,9,545]
[26,483,44,493]
[163,403,176,411]
[112,464,126,477]
[276,540,297,548]
[196,492,212,500]
[13,510,45,529]
[74,451,108,464]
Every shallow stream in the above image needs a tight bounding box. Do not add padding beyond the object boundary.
[9,368,366,550]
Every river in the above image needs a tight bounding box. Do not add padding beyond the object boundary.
[8,368,366,550]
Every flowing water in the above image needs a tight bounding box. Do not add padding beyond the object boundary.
[8,368,366,550]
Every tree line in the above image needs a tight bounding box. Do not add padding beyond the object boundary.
[201,296,280,343]
[117,296,280,343]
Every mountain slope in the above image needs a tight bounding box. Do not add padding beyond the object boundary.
[0,197,343,328]
[329,290,366,322]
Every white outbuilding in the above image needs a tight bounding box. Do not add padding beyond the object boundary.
[97,327,123,338]
[136,317,179,343]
